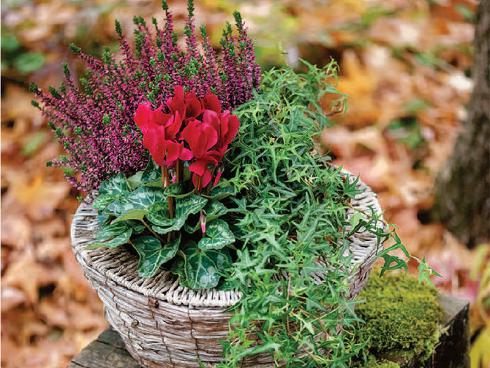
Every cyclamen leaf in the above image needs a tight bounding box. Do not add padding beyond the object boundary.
[147,195,207,234]
[207,184,235,200]
[178,242,231,289]
[94,174,132,213]
[176,195,208,217]
[198,219,235,250]
[90,222,132,248]
[128,220,145,234]
[141,159,161,183]
[93,194,117,211]
[132,235,180,278]
[152,221,184,235]
[109,186,166,216]
[97,213,110,227]
[204,200,228,221]
[184,200,228,233]
[127,171,143,190]
[112,209,147,223]
[99,173,130,196]
[124,186,166,209]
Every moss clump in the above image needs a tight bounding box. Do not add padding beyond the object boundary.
[364,356,400,368]
[357,271,444,365]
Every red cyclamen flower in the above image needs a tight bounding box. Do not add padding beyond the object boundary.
[134,86,240,190]
[134,101,192,167]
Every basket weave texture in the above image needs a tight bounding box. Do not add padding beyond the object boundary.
[71,173,384,367]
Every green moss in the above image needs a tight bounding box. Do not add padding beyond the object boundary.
[364,355,400,368]
[357,271,444,364]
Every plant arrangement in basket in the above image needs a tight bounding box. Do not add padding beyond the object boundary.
[32,0,260,289]
[32,1,440,366]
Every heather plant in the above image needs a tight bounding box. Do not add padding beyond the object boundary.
[31,0,260,192]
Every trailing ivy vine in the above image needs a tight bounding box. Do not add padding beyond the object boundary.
[219,62,410,367]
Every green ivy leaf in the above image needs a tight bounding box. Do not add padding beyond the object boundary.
[90,222,132,248]
[132,235,180,278]
[176,242,231,289]
[198,219,235,250]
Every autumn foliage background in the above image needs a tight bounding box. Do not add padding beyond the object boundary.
[1,0,489,367]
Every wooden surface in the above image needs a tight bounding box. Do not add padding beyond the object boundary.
[68,294,469,368]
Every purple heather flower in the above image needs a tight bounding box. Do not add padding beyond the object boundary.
[32,0,261,193]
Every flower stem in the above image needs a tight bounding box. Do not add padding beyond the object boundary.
[141,219,163,241]
[162,166,174,218]
[176,159,182,183]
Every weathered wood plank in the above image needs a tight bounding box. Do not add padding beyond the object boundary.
[68,294,469,368]
[68,334,141,368]
[431,294,470,368]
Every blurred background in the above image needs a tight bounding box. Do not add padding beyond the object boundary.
[1,0,488,367]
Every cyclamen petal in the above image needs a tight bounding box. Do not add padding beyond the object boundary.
[192,170,212,190]
[134,102,154,133]
[222,113,240,146]
[213,169,223,187]
[202,110,220,133]
[185,91,203,118]
[142,125,166,165]
[203,92,222,113]
[163,140,184,166]
[166,86,186,117]
[179,147,193,161]
[164,110,183,140]
[134,102,172,133]
[189,159,208,176]
[181,120,218,158]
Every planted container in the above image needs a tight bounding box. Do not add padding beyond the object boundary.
[34,1,391,367]
[71,172,384,367]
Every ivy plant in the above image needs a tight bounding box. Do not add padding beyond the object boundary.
[91,160,235,290]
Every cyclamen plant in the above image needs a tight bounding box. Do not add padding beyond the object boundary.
[90,84,240,289]
[31,0,259,192]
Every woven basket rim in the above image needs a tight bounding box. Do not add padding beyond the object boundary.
[71,170,384,308]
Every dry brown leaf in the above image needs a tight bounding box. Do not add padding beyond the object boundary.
[5,174,70,221]
[1,287,27,312]
[2,249,60,303]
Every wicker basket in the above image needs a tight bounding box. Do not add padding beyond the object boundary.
[71,172,384,367]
